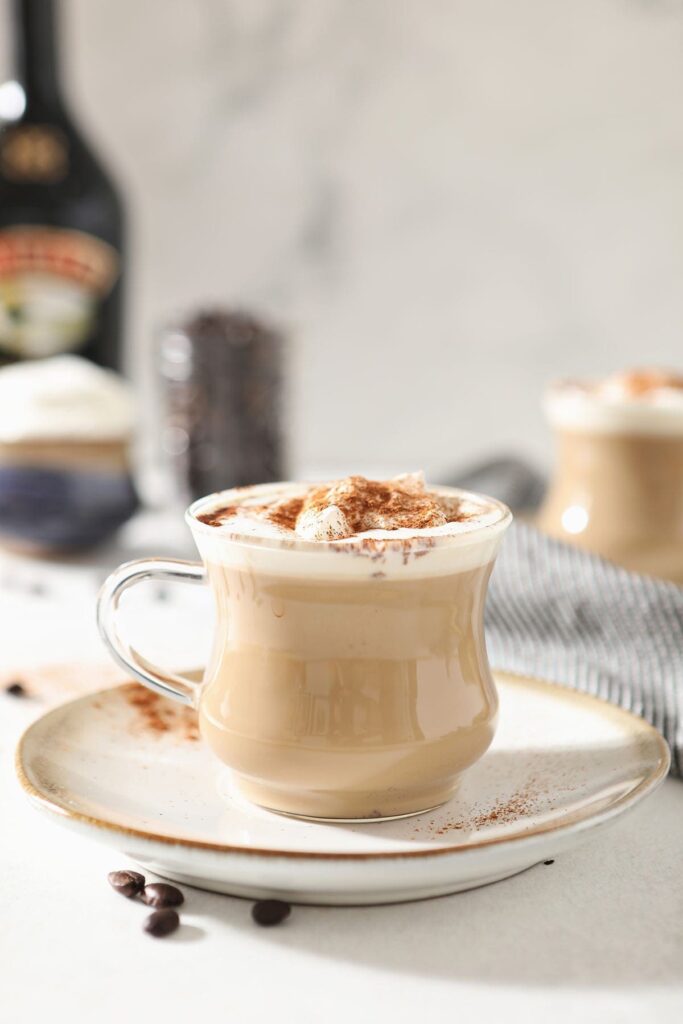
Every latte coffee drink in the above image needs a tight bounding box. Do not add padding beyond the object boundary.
[538,369,683,581]
[98,473,511,821]
[190,475,510,819]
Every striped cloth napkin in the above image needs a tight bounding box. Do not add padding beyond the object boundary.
[451,457,682,776]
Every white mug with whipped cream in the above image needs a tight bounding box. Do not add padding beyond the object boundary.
[98,474,511,821]
[0,355,137,552]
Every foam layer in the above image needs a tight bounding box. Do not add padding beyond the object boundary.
[0,355,136,443]
[188,477,511,579]
[544,369,683,436]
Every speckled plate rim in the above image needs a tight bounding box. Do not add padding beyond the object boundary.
[15,670,670,861]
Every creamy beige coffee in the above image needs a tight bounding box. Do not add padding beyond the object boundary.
[190,474,511,820]
[0,439,130,471]
[538,369,683,580]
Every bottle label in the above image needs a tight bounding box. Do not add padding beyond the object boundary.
[0,125,69,183]
[0,226,119,358]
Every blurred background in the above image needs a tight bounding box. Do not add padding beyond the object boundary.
[2,0,683,482]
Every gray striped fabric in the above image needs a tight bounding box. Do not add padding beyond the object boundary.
[485,522,682,777]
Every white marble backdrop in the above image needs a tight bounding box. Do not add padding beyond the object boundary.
[5,0,683,477]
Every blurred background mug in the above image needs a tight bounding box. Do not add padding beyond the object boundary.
[537,371,683,582]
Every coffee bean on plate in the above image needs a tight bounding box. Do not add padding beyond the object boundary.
[142,882,184,908]
[108,870,145,898]
[5,681,27,697]
[251,899,291,927]
[144,909,180,938]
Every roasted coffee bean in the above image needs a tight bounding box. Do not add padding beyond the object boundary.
[544,859,555,865]
[143,909,180,938]
[141,882,184,908]
[108,869,145,898]
[251,899,291,927]
[5,681,27,697]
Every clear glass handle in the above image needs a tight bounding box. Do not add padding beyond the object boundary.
[96,558,207,707]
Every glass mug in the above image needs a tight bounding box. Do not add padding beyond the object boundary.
[537,380,683,581]
[97,483,512,821]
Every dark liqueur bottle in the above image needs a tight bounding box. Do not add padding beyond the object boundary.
[0,0,124,369]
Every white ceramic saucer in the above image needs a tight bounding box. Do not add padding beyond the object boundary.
[16,671,669,905]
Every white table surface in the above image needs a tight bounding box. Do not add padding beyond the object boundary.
[2,513,683,1024]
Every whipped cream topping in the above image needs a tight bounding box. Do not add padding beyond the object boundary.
[544,369,683,436]
[296,501,350,541]
[0,355,136,443]
[195,473,504,544]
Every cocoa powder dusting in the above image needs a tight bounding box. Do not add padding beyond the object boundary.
[298,476,449,533]
[196,475,478,538]
[411,783,543,839]
[438,793,533,834]
[603,368,683,397]
[126,684,199,742]
[196,505,239,528]
[265,496,304,531]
